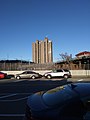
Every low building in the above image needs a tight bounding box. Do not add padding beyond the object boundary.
[55,51,90,70]
[75,51,90,58]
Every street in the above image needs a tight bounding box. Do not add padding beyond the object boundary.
[0,78,69,120]
[0,78,90,120]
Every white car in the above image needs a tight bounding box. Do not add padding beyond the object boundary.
[44,69,72,79]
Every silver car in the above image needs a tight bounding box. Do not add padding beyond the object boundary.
[15,71,42,79]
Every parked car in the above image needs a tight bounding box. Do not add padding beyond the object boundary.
[7,74,15,79]
[24,83,90,120]
[15,71,42,79]
[0,71,7,79]
[44,69,71,79]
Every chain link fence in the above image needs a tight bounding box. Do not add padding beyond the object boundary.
[0,60,90,71]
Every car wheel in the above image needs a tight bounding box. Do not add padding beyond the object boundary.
[64,75,68,79]
[31,75,36,79]
[47,75,52,79]
[16,76,20,79]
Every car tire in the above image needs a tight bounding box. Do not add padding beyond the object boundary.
[47,75,52,79]
[64,75,68,79]
[16,76,20,79]
[31,75,36,79]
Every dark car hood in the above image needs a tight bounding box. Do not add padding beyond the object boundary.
[27,83,90,111]
[42,85,78,106]
[27,85,77,111]
[43,83,90,106]
[27,91,49,111]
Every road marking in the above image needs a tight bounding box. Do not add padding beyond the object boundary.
[0,96,28,102]
[77,79,83,81]
[0,114,25,116]
[0,94,17,99]
[0,93,33,102]
[13,80,26,82]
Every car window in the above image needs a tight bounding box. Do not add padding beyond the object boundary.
[57,69,63,72]
[27,71,36,74]
[27,71,31,74]
[64,69,69,72]
[52,70,57,72]
[22,72,27,74]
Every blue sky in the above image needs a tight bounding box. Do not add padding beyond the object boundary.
[0,0,90,62]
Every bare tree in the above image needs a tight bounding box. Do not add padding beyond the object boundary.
[59,53,72,62]
[59,52,72,69]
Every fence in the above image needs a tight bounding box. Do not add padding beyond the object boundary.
[0,62,90,71]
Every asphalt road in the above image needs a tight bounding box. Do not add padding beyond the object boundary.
[0,78,90,120]
[0,78,69,120]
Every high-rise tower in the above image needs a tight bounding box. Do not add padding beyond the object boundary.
[32,37,53,64]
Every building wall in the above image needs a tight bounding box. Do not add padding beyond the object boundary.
[48,41,53,63]
[36,40,39,63]
[32,37,53,64]
[32,42,36,63]
[40,41,45,63]
[45,37,48,63]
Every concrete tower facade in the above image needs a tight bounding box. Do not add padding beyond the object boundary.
[32,37,53,64]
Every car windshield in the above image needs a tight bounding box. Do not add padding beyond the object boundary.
[52,70,57,72]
